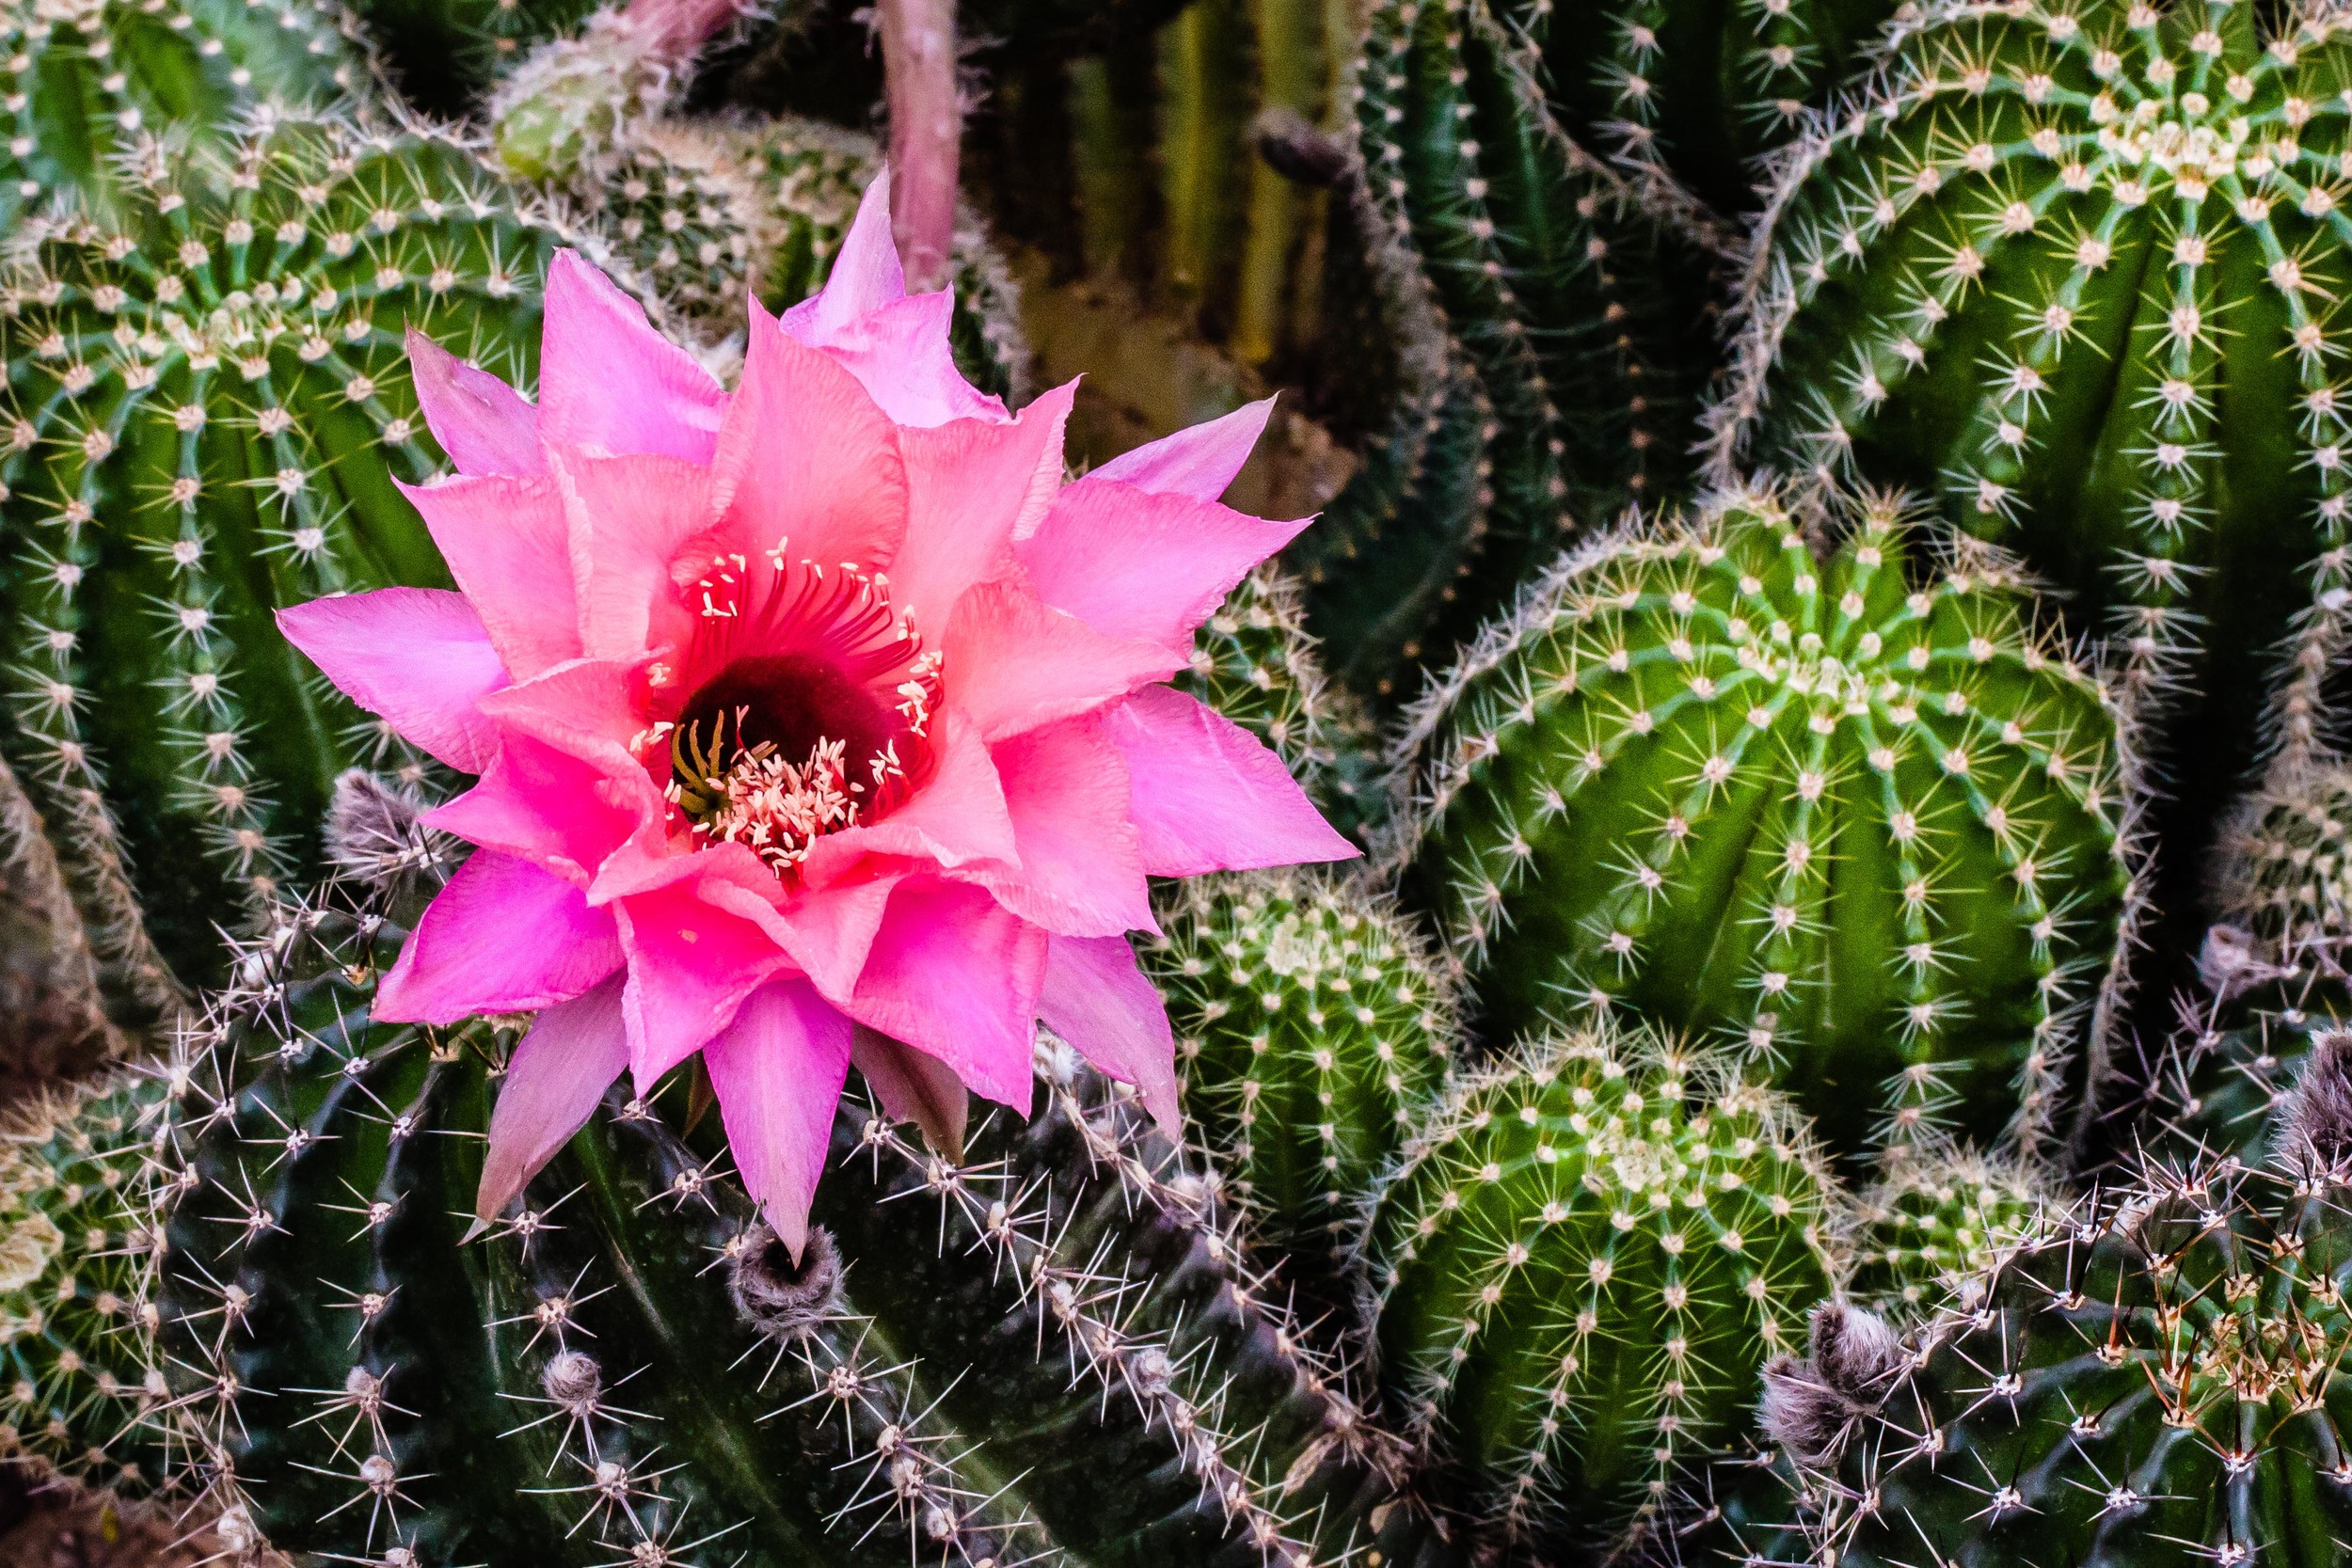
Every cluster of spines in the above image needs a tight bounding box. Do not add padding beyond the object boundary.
[1839,1143,2047,1320]
[1710,0,2352,768]
[1395,484,2137,1161]
[1364,1021,1836,1549]
[2214,757,2352,949]
[0,111,596,993]
[1142,867,1456,1269]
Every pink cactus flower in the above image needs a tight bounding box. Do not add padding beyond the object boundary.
[278,176,1354,1257]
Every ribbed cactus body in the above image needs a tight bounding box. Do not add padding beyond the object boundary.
[0,118,559,1000]
[1755,1153,2352,1568]
[1364,1023,1836,1546]
[1720,0,2352,887]
[1399,487,2133,1160]
[1539,0,1902,214]
[1342,0,1718,680]
[1143,870,1454,1266]
[1844,1146,2044,1320]
[0,0,362,229]
[0,1077,168,1495]
[134,890,1445,1568]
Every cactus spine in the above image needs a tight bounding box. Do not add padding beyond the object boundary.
[1842,1143,2046,1320]
[1364,1021,1836,1548]
[1399,485,2135,1161]
[1143,868,1455,1270]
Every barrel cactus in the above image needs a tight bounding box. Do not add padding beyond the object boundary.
[0,113,576,1012]
[1842,1143,2046,1320]
[1142,868,1455,1268]
[1364,1020,1836,1549]
[1398,483,2135,1161]
[1752,1037,2352,1568]
[1715,0,2352,886]
[0,881,1453,1568]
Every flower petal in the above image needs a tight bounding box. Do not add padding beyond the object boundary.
[781,173,904,341]
[841,877,1046,1114]
[1084,397,1272,502]
[943,579,1184,742]
[704,977,856,1261]
[968,715,1152,937]
[278,589,507,772]
[793,292,1009,430]
[888,381,1074,633]
[707,871,901,1004]
[799,710,1014,886]
[474,974,628,1223]
[1104,687,1358,874]
[394,473,580,679]
[1037,934,1179,1138]
[850,1024,967,1160]
[540,249,725,464]
[1018,478,1311,657]
[407,328,545,479]
[712,300,910,572]
[422,734,645,884]
[475,658,646,782]
[377,850,624,1022]
[547,446,715,662]
[616,879,794,1092]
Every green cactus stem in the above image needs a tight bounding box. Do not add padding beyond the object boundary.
[1397,484,2137,1162]
[1711,0,2352,962]
[0,114,571,1006]
[1842,1143,2047,1321]
[1363,1020,1837,1551]
[119,881,1454,1568]
[1750,1054,2352,1568]
[0,0,364,230]
[1142,868,1456,1273]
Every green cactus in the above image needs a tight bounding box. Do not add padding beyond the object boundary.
[0,0,365,230]
[1745,1055,2352,1568]
[1141,868,1456,1271]
[1535,0,1906,217]
[105,880,1454,1568]
[0,113,576,1012]
[0,1075,170,1497]
[1363,1020,1836,1550]
[1842,1143,2046,1321]
[1338,0,1720,685]
[1713,0,2352,933]
[1397,484,2136,1162]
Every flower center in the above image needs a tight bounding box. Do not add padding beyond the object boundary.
[643,549,942,877]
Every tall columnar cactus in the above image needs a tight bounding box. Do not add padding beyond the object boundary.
[1363,1021,1836,1550]
[1337,0,1719,687]
[0,1076,170,1496]
[1141,869,1455,1270]
[0,0,364,229]
[1535,0,1905,216]
[117,885,1452,1568]
[1749,1046,2352,1568]
[1398,485,2136,1161]
[1842,1144,2046,1321]
[1714,0,2352,918]
[0,114,572,1009]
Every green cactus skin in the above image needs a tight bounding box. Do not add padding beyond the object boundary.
[1747,1143,2352,1568]
[0,1076,170,1497]
[1363,1022,1837,1550]
[124,885,1454,1568]
[1712,0,2352,950]
[0,115,578,1006]
[1537,0,1909,218]
[0,0,364,230]
[1397,485,2136,1162]
[1344,0,1719,669]
[1177,563,1387,836]
[1142,869,1456,1272]
[1842,1144,2046,1321]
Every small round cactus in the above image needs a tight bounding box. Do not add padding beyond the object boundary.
[1842,1144,2046,1321]
[1398,484,2135,1161]
[1756,1047,2352,1568]
[0,114,564,999]
[1142,868,1455,1264]
[1364,1021,1836,1549]
[2217,761,2352,952]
